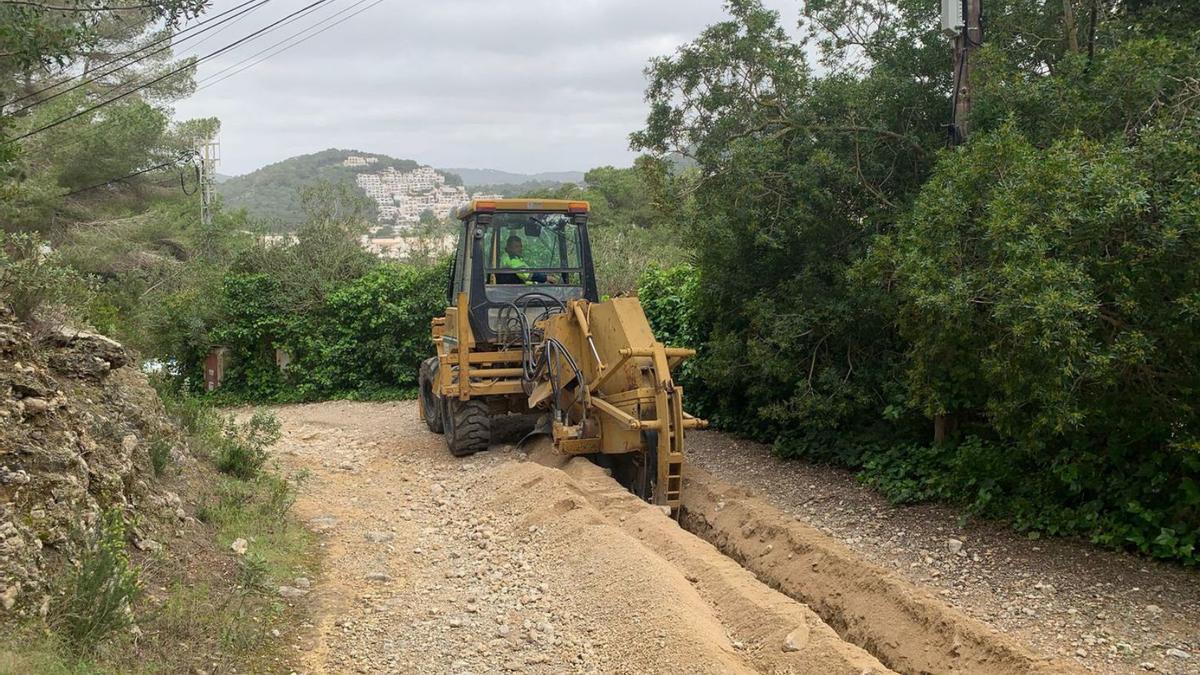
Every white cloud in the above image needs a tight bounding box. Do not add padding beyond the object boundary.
[172,0,805,175]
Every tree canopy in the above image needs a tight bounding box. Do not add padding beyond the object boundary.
[634,0,1200,562]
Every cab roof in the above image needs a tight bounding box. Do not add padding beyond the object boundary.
[455,198,589,220]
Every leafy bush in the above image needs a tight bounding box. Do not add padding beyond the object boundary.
[631,4,1200,563]
[149,437,173,477]
[54,508,143,652]
[204,258,448,402]
[638,264,703,389]
[214,410,281,480]
[0,231,94,323]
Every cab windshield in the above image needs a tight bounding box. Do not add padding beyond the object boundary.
[483,212,583,286]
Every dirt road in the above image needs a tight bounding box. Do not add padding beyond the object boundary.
[265,401,1075,674]
[266,401,889,673]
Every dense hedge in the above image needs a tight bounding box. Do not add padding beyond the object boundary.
[211,262,448,402]
[631,1,1200,564]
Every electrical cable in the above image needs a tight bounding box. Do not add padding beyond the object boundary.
[6,0,272,110]
[195,0,382,92]
[3,0,339,145]
[61,151,195,197]
[183,0,273,51]
[192,0,366,88]
[12,0,357,157]
[179,155,200,195]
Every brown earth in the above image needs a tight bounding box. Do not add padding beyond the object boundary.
[682,467,1074,675]
[270,398,892,672]
[264,400,1118,675]
[686,430,1200,675]
[268,400,891,674]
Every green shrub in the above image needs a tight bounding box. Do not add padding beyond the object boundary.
[214,410,281,480]
[149,438,173,477]
[201,259,448,403]
[54,508,143,652]
[638,264,704,391]
[0,231,94,323]
[235,552,271,596]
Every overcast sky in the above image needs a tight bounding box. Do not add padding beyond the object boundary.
[171,0,804,176]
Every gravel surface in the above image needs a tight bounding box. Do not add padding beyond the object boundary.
[687,430,1200,675]
[261,401,890,674]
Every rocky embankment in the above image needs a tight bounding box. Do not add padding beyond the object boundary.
[0,309,193,616]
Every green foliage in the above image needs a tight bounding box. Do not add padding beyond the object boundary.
[148,438,173,478]
[54,508,143,653]
[205,259,448,402]
[638,265,700,347]
[0,231,94,322]
[638,264,702,380]
[214,411,282,480]
[2,0,214,230]
[290,262,449,397]
[635,0,1200,562]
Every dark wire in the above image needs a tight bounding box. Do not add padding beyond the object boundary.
[195,0,382,92]
[61,152,193,197]
[498,292,588,424]
[3,0,339,145]
[6,0,273,112]
[179,157,200,195]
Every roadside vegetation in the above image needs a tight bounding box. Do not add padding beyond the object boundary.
[1,1,314,670]
[634,0,1200,564]
[0,379,312,674]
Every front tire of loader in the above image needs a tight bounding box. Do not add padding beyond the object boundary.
[419,357,444,433]
[445,398,491,457]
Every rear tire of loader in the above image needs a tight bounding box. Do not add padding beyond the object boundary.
[419,357,444,433]
[445,398,490,457]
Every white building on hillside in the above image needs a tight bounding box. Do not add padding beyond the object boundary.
[343,155,379,167]
[354,165,469,226]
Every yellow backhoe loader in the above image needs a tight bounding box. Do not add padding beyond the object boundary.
[418,199,705,513]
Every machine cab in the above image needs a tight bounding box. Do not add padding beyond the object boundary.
[448,199,599,344]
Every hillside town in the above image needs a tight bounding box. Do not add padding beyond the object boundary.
[341,155,501,259]
[347,156,501,228]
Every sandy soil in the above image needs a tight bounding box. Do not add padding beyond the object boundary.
[259,400,1193,674]
[265,401,890,674]
[687,431,1200,675]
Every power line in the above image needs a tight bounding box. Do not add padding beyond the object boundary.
[7,0,271,112]
[197,0,380,91]
[61,151,195,197]
[183,0,271,51]
[0,1,170,11]
[3,0,339,145]
[193,0,356,87]
[15,0,366,158]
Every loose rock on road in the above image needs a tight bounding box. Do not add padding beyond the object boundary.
[265,400,890,674]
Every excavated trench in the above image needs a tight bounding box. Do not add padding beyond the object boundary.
[677,466,1078,675]
[523,437,1078,675]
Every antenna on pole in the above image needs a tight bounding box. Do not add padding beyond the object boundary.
[199,137,221,226]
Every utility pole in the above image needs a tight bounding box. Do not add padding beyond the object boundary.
[935,0,983,444]
[199,137,220,226]
[946,0,983,146]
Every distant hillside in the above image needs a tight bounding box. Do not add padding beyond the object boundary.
[217,149,462,226]
[442,167,585,187]
[468,180,576,198]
